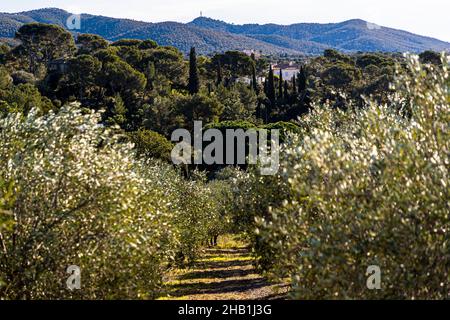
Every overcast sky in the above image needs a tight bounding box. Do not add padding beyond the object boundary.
[2,0,449,42]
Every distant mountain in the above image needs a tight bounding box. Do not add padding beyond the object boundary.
[0,8,299,55]
[1,8,449,55]
[189,17,450,53]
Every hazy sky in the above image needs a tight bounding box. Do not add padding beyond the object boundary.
[2,0,449,42]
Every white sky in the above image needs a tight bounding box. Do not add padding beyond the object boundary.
[2,0,449,42]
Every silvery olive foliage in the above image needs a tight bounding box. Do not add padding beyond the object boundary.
[0,178,14,291]
[168,170,232,264]
[0,104,225,299]
[234,55,449,299]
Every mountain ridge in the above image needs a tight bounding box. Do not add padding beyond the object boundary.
[189,16,450,53]
[1,8,449,55]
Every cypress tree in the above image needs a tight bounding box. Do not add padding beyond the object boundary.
[278,69,283,100]
[207,82,212,94]
[252,64,258,94]
[146,61,156,90]
[267,65,276,108]
[284,80,289,99]
[188,47,200,95]
[256,100,262,120]
[216,60,223,86]
[292,74,297,94]
[298,66,307,93]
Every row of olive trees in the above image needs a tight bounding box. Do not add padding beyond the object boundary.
[0,103,229,299]
[229,55,449,299]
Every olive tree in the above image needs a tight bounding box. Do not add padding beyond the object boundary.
[0,104,178,299]
[237,55,449,299]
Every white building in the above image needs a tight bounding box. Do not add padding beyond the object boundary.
[243,49,261,59]
[272,62,300,80]
[237,76,266,85]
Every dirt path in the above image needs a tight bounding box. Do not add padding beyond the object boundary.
[159,237,289,300]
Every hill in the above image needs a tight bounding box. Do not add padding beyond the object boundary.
[190,17,450,53]
[0,8,449,55]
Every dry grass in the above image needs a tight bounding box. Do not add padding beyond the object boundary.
[157,234,289,300]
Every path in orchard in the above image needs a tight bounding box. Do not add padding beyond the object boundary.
[159,236,289,300]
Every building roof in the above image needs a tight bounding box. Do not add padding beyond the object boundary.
[272,62,300,70]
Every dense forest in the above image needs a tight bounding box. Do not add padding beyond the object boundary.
[0,22,448,300]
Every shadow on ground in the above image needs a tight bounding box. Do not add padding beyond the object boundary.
[167,278,270,297]
[160,245,289,300]
[179,268,255,280]
[195,259,253,270]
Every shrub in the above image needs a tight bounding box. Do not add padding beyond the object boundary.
[170,171,228,264]
[262,121,301,143]
[204,120,257,131]
[0,66,13,90]
[11,70,36,85]
[0,178,14,291]
[237,55,449,299]
[0,83,54,115]
[0,102,231,298]
[0,104,180,299]
[129,129,173,162]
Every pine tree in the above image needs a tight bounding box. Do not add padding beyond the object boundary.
[188,47,200,95]
[298,66,307,93]
[107,93,127,127]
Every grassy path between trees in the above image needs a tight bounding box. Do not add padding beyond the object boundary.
[158,235,289,300]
